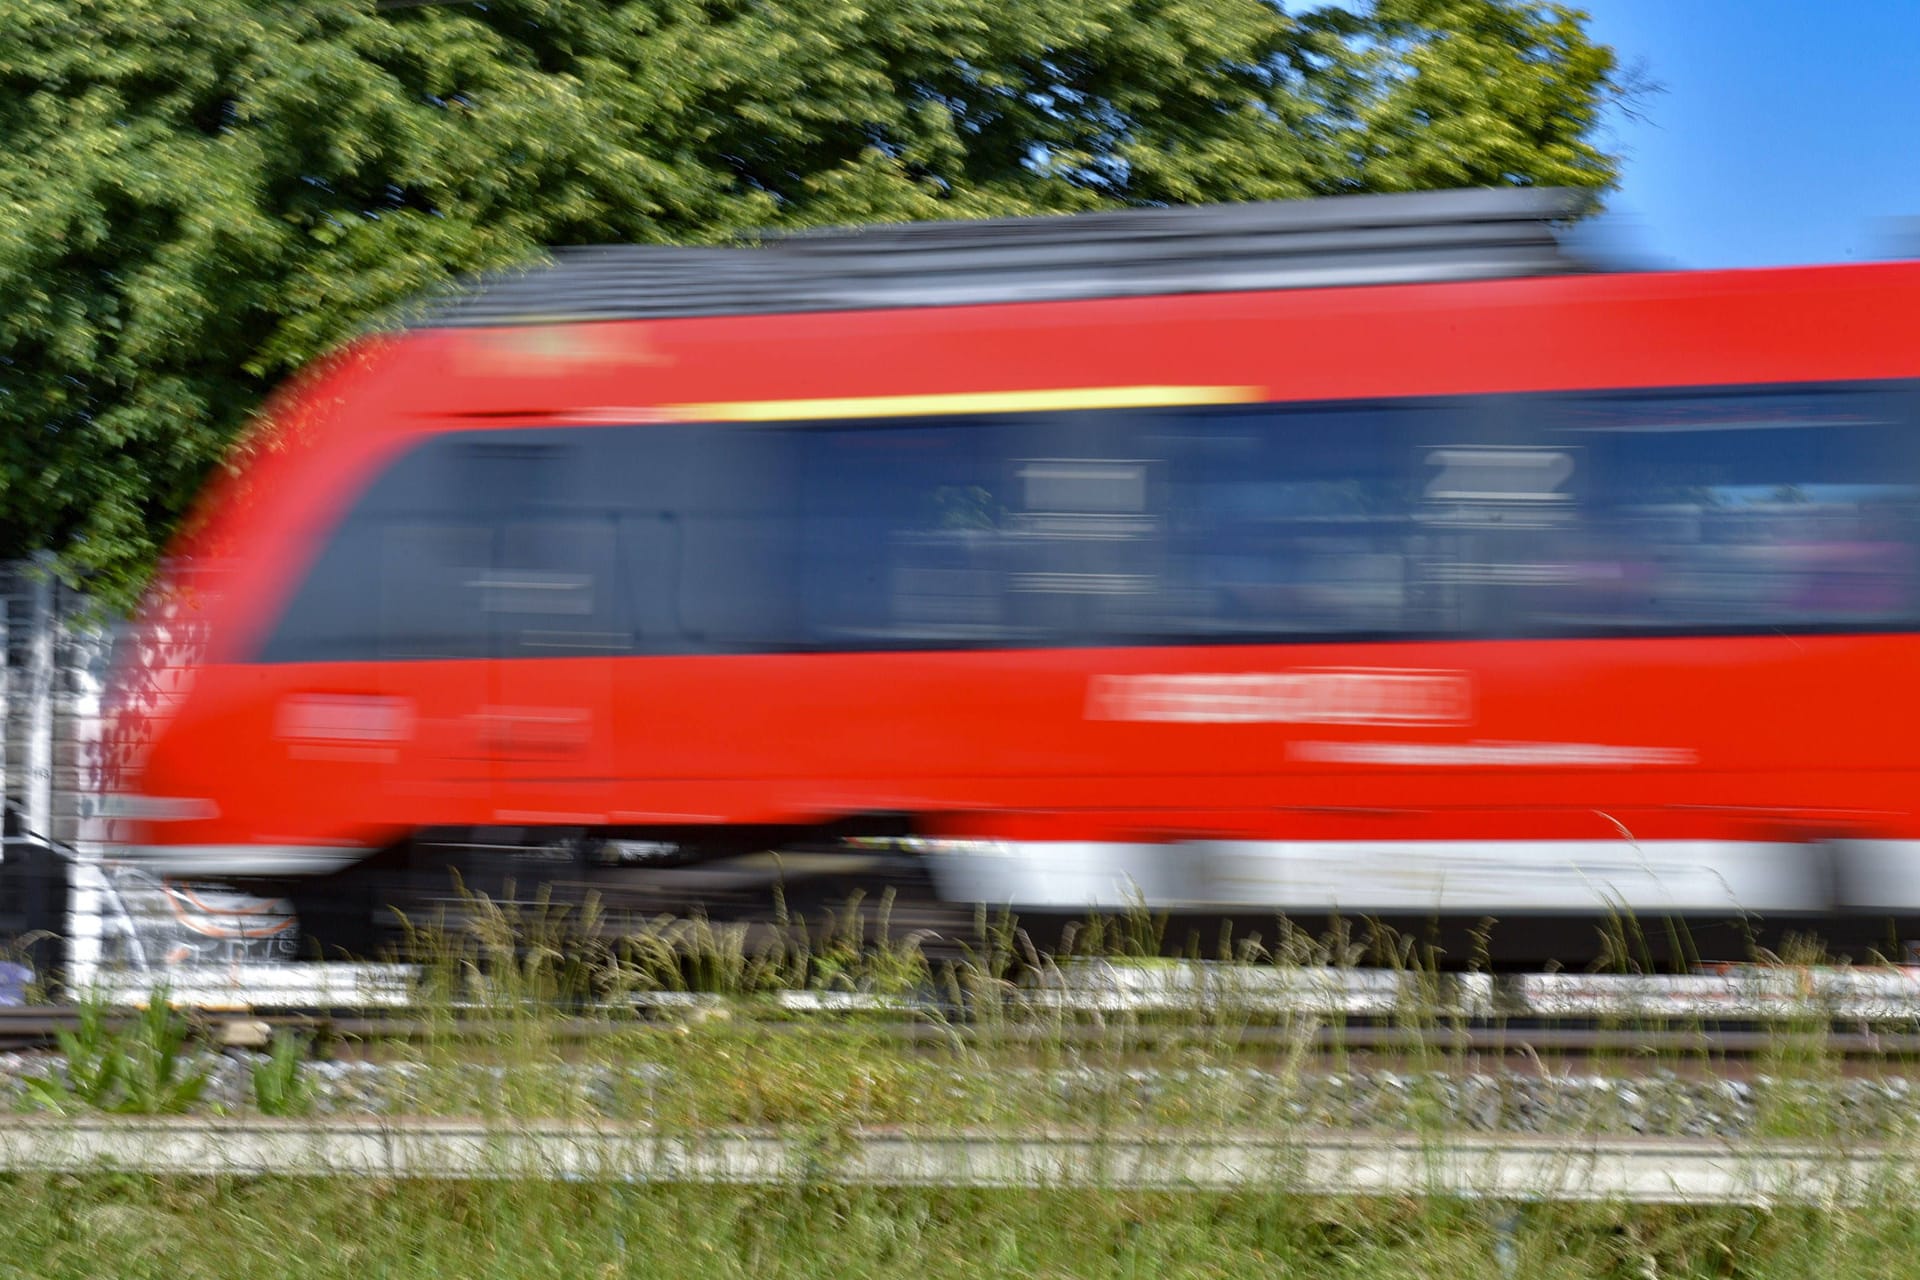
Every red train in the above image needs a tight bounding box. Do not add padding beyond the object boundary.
[98,189,1920,934]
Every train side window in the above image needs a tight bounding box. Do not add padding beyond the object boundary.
[256,440,447,662]
[257,517,385,663]
[1537,385,1920,633]
[670,514,800,651]
[1148,403,1432,641]
[256,431,604,663]
[995,410,1169,645]
[376,521,492,659]
[797,421,1010,647]
[613,424,801,654]
[489,516,630,656]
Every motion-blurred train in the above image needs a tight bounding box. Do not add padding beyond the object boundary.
[97,188,1920,946]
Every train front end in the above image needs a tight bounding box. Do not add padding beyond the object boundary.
[97,340,408,885]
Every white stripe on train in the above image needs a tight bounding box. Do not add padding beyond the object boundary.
[926,839,1920,914]
[116,837,1920,915]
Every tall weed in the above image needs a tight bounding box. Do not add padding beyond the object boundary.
[23,989,208,1115]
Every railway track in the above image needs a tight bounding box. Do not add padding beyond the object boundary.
[25,840,1920,1066]
[14,963,1920,1061]
[0,1017,1909,1067]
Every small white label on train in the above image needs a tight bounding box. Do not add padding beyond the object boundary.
[275,694,414,743]
[1087,669,1472,726]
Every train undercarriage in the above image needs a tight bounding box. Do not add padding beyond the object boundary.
[39,823,1920,984]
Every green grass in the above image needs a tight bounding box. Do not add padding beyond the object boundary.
[287,892,1918,1144]
[8,1175,1920,1279]
[18,890,1920,1145]
[22,990,208,1116]
[14,898,1920,1274]
[343,896,1436,1133]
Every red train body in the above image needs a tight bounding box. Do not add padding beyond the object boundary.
[99,193,1920,920]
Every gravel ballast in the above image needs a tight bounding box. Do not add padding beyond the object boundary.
[0,1050,1914,1138]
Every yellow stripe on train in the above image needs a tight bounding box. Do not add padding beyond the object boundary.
[666,385,1265,422]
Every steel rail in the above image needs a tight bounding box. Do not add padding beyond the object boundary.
[9,959,1920,1057]
[61,959,1920,1019]
[6,1006,1920,1061]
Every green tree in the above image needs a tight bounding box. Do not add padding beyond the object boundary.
[0,0,1627,605]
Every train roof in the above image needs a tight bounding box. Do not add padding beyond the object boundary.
[425,187,1602,328]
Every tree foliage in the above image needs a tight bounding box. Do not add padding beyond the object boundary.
[0,0,1624,604]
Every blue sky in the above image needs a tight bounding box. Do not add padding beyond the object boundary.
[1577,0,1920,269]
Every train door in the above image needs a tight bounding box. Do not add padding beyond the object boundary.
[371,511,494,821]
[611,423,801,807]
[469,433,624,832]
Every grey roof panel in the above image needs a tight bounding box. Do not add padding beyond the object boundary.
[424,187,1597,328]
